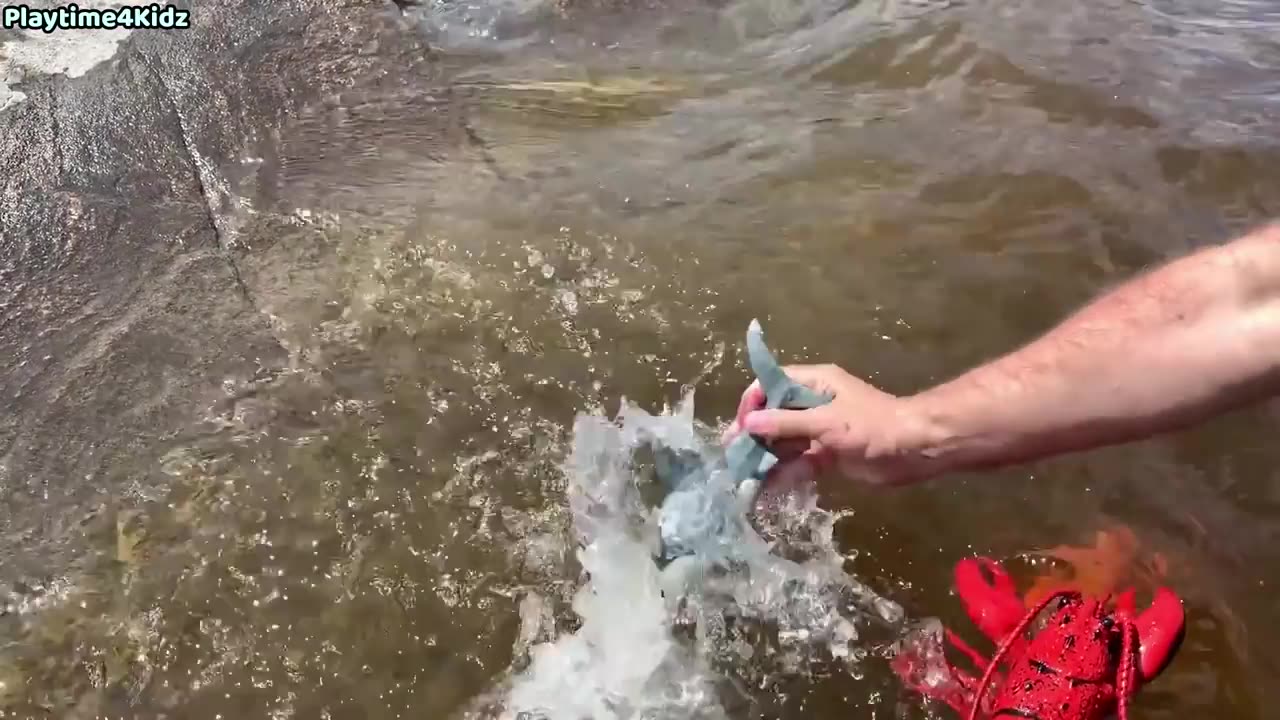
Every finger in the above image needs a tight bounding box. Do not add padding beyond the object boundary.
[760,447,832,497]
[722,427,813,458]
[742,406,835,442]
[801,444,836,475]
[768,438,814,461]
[774,454,819,487]
[756,469,812,510]
[735,380,765,427]
[778,364,844,396]
[758,456,818,503]
[720,420,740,446]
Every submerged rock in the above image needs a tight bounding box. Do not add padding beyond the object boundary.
[0,0,435,585]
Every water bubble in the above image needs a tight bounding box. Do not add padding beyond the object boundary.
[556,290,579,316]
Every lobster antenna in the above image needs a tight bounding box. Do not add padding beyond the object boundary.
[1117,618,1138,720]
[966,589,1079,720]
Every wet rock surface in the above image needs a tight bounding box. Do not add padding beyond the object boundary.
[0,0,435,583]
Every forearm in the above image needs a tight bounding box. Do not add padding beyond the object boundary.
[905,222,1280,475]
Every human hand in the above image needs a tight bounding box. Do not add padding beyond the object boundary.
[723,364,940,488]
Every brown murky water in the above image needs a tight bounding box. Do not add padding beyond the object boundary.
[4,0,1280,718]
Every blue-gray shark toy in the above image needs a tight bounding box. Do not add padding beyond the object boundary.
[654,319,833,560]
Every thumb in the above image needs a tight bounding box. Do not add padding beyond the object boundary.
[742,406,835,441]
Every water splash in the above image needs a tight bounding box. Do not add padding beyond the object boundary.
[493,391,906,719]
[404,0,555,49]
[891,617,963,697]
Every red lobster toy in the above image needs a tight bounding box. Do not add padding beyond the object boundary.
[892,556,1186,720]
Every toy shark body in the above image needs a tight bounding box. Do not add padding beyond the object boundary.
[655,319,833,560]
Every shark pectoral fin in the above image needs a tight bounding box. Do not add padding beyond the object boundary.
[780,383,834,410]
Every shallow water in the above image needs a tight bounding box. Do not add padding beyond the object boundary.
[4,0,1280,718]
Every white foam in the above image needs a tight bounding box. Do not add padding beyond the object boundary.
[1,2,135,112]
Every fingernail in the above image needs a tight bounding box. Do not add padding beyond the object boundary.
[743,411,768,434]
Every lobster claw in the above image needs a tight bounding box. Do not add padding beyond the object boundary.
[953,557,1028,647]
[1114,586,1186,685]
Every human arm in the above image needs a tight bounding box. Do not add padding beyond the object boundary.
[737,222,1280,484]
[904,221,1280,474]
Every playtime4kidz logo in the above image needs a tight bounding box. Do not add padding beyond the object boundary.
[2,3,191,31]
